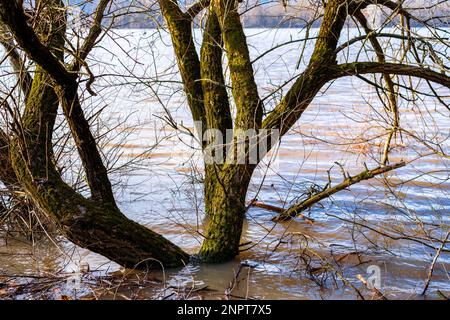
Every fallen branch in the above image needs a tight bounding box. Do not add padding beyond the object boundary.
[250,200,314,224]
[273,161,406,222]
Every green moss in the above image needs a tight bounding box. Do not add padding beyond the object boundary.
[214,0,262,130]
[200,164,255,262]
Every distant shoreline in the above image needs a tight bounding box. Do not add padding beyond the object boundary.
[109,24,449,30]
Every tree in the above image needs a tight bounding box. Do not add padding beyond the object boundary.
[0,0,188,268]
[0,0,448,269]
[157,0,449,262]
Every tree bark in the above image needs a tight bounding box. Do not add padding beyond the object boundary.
[213,0,262,130]
[199,164,255,262]
[158,0,207,136]
[200,10,233,216]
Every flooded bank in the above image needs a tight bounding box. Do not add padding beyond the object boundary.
[0,28,449,299]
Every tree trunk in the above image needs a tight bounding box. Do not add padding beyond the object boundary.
[200,164,254,262]
[9,66,190,268]
[11,148,189,268]
[11,75,189,268]
[0,0,189,269]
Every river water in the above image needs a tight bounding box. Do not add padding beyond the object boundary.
[0,28,449,299]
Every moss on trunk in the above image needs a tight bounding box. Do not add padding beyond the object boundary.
[200,164,255,262]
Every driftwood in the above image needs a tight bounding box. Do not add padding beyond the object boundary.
[252,161,405,222]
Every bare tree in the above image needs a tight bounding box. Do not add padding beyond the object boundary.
[157,0,449,262]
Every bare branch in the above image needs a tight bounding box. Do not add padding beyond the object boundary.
[335,33,446,54]
[329,62,450,88]
[0,35,32,98]
[421,231,450,296]
[71,0,111,71]
[273,161,406,221]
[353,10,398,165]
[262,0,349,135]
[185,0,210,19]
[0,0,73,86]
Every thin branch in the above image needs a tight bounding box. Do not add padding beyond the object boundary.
[353,10,399,165]
[71,0,111,71]
[0,0,73,86]
[0,36,32,98]
[335,33,446,54]
[262,0,349,136]
[185,0,210,19]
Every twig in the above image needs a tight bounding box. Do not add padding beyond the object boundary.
[421,230,450,296]
[356,274,388,300]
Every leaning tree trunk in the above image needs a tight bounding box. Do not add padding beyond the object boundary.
[0,0,189,269]
[9,70,189,271]
[200,164,255,262]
